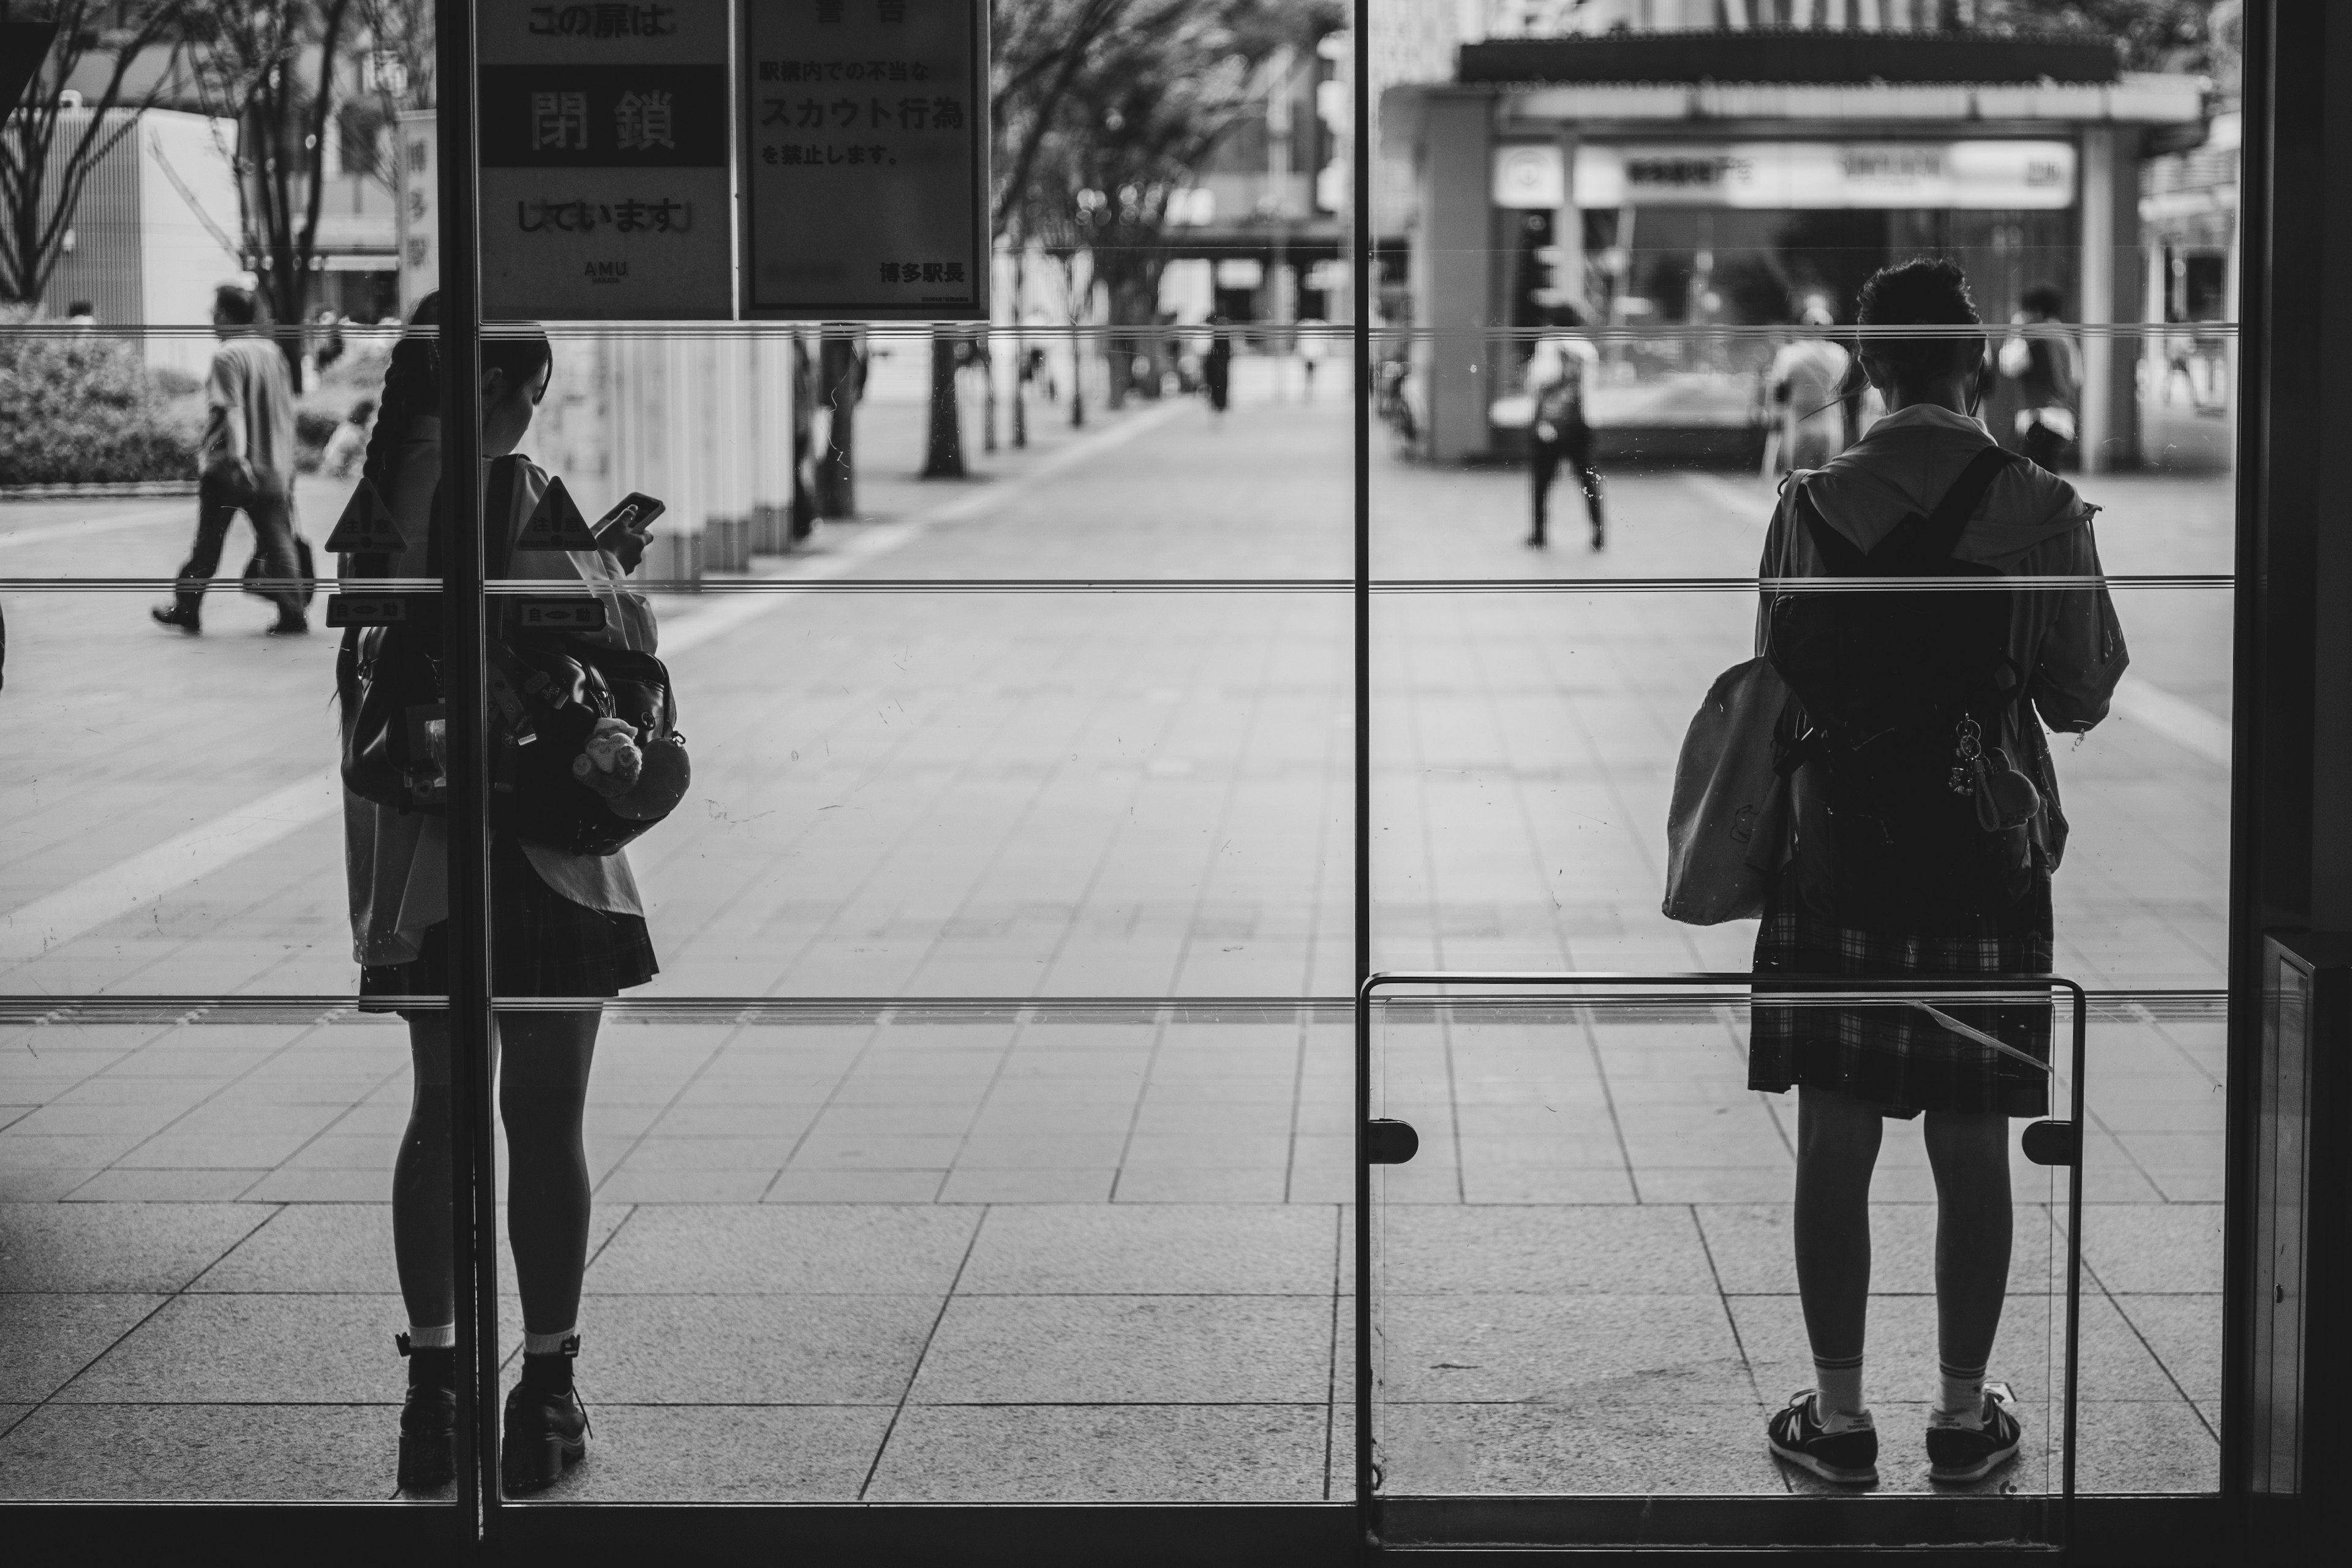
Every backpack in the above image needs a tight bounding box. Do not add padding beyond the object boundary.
[1534,373,1583,431]
[339,456,689,857]
[1765,446,2042,924]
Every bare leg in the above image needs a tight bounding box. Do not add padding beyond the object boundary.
[1921,1108,2014,1390]
[499,1009,600,1337]
[1793,1085,1884,1387]
[391,1014,453,1329]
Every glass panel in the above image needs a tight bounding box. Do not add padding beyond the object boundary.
[488,1000,1352,1502]
[1368,984,2068,1547]
[0,1003,456,1502]
[0,311,455,1501]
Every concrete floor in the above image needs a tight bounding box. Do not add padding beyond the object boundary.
[0,358,2228,1505]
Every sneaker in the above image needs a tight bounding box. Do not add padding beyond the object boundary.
[150,604,200,635]
[393,1333,455,1494]
[500,1339,589,1495]
[1928,1381,2024,1484]
[1766,1389,1879,1486]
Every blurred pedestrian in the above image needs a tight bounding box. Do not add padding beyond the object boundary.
[323,397,375,479]
[1203,317,1233,417]
[66,300,96,326]
[1525,324,1604,550]
[1999,282,2081,470]
[1750,256,2127,1490]
[1766,303,1850,473]
[152,283,306,636]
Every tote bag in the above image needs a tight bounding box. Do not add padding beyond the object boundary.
[1661,656,1789,925]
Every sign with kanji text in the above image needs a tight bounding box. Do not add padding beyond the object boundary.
[394,111,438,312]
[739,0,988,318]
[478,1,733,320]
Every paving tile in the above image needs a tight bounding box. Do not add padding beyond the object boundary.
[937,1169,1116,1203]
[238,1169,391,1202]
[1723,1291,2179,1407]
[2078,1204,2223,1293]
[1379,1206,1717,1295]
[193,1203,630,1295]
[578,1294,938,1403]
[954,1135,1131,1169]
[788,1133,966,1169]
[502,1404,892,1502]
[959,1205,1334,1295]
[1114,1167,1292,1202]
[2110,1293,2222,1401]
[1380,1293,1751,1405]
[910,1295,1329,1403]
[56,1293,405,1403]
[2076,1401,2220,1493]
[1695,1203,2062,1297]
[1458,1167,1638,1204]
[0,1401,401,1501]
[0,1293,168,1401]
[867,1404,1328,1501]
[64,1169,271,1202]
[764,1170,946,1203]
[586,1205,978,1294]
[0,1202,266,1291]
[1376,1401,1785,1496]
[597,1169,778,1202]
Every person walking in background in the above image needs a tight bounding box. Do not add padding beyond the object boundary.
[152,283,306,636]
[1767,302,1852,473]
[1203,317,1233,418]
[1525,323,1605,551]
[1749,258,2126,1490]
[1999,282,2081,471]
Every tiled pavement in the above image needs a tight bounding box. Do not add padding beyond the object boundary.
[0,377,2230,1502]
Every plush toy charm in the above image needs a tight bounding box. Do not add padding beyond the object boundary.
[572,717,644,800]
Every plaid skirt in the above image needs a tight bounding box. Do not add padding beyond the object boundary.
[359,834,658,1011]
[1747,874,2052,1118]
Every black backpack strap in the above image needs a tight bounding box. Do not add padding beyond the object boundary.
[1790,476,1869,576]
[1912,445,2019,563]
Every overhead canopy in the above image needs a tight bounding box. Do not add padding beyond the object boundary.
[1457,28,2122,86]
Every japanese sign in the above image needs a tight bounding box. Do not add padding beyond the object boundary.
[395,111,438,311]
[739,0,987,319]
[479,1,733,320]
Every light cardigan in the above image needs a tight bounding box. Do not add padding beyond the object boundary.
[342,419,651,968]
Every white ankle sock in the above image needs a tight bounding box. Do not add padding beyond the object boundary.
[405,1322,455,1350]
[524,1327,577,1357]
[1935,1363,1986,1427]
[1814,1354,1868,1430]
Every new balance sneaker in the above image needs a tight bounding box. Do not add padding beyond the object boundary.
[1766,1389,1879,1486]
[1928,1380,2024,1484]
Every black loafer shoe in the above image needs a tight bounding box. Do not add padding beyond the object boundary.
[151,605,200,635]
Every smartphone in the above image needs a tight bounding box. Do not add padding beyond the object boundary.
[594,492,665,547]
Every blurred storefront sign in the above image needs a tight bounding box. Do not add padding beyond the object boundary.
[396,111,439,312]
[738,0,988,320]
[478,0,735,320]
[1570,140,2076,211]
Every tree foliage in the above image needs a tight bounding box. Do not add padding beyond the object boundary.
[185,0,357,356]
[1974,0,2231,75]
[0,0,195,305]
